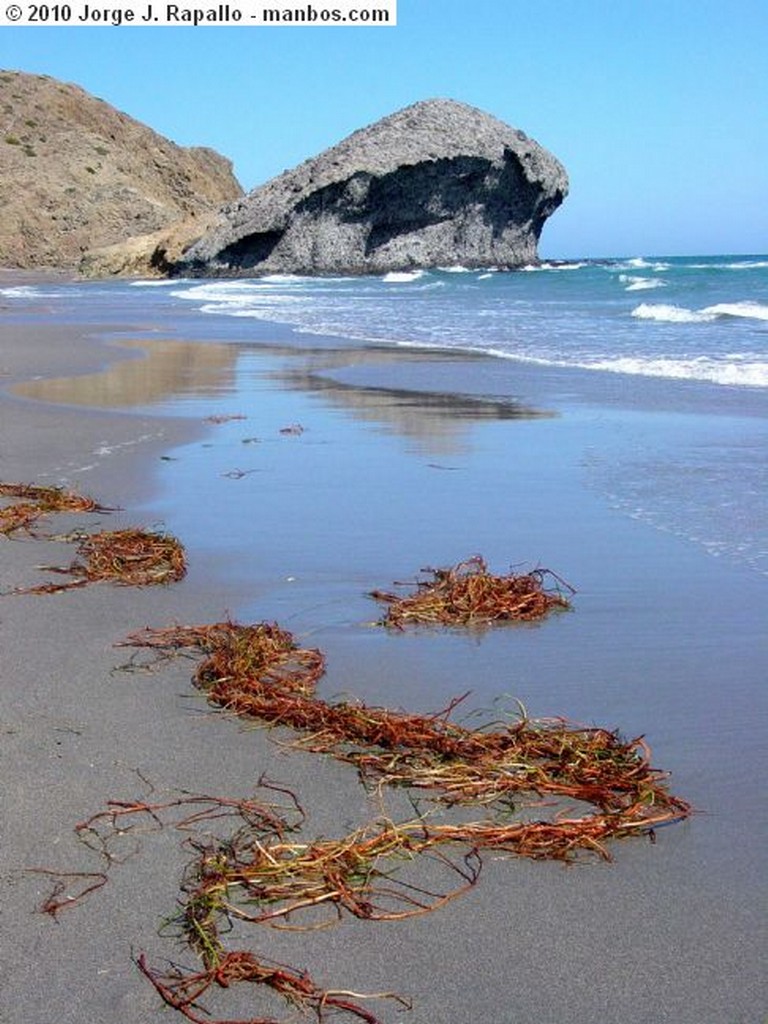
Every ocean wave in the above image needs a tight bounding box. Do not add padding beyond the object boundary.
[170,281,273,304]
[467,348,768,389]
[724,259,768,270]
[521,261,588,271]
[129,279,187,287]
[620,275,666,292]
[0,285,68,298]
[632,300,768,323]
[705,301,768,321]
[260,273,313,283]
[631,303,715,323]
[382,270,426,283]
[619,257,671,272]
[198,296,306,317]
[683,259,768,271]
[0,285,37,298]
[582,355,768,388]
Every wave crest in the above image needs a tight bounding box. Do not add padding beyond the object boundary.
[620,275,666,292]
[632,300,768,323]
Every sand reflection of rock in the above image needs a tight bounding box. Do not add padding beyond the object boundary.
[276,348,552,457]
[13,339,237,408]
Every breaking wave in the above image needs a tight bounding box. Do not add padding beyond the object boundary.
[620,275,667,292]
[383,270,426,283]
[632,300,768,323]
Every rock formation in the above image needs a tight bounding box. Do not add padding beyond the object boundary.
[0,71,242,269]
[177,99,568,277]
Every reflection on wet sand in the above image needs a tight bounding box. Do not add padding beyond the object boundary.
[278,365,551,455]
[12,336,553,456]
[13,339,238,407]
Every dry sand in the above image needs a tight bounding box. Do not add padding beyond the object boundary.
[0,281,765,1024]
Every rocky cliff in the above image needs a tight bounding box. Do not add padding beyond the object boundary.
[177,99,568,277]
[0,71,242,269]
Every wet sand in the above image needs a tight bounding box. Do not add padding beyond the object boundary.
[0,284,766,1024]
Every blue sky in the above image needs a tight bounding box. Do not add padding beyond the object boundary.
[3,0,767,258]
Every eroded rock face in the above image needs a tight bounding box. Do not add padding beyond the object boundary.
[177,99,568,277]
[0,71,242,269]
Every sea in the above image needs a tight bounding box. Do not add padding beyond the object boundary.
[2,254,767,578]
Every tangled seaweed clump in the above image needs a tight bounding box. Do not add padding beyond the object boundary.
[80,603,695,1024]
[137,950,408,1024]
[124,620,690,834]
[1,480,187,594]
[126,621,326,697]
[0,480,111,535]
[370,556,573,628]
[20,528,187,594]
[24,519,688,1024]
[74,529,187,587]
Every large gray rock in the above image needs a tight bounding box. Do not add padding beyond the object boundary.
[177,99,568,276]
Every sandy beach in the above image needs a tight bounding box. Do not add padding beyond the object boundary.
[1,275,766,1024]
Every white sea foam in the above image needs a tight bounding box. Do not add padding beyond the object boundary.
[582,356,768,388]
[620,275,666,291]
[684,259,768,270]
[382,270,425,283]
[0,285,37,297]
[704,301,768,321]
[631,303,715,323]
[260,274,310,283]
[466,347,768,388]
[0,285,67,298]
[521,261,587,271]
[632,300,768,323]
[170,281,268,303]
[129,279,185,287]
[615,257,670,273]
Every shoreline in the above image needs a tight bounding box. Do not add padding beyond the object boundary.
[1,283,766,1024]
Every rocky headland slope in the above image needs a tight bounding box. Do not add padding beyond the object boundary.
[176,98,568,277]
[0,70,242,270]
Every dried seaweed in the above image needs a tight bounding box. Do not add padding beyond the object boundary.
[18,527,187,594]
[26,523,687,1024]
[37,610,691,1024]
[370,556,573,628]
[0,480,111,535]
[137,950,409,1024]
[123,620,689,833]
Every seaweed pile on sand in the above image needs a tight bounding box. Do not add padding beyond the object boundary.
[370,556,573,627]
[124,620,689,832]
[113,616,691,1023]
[21,528,187,594]
[43,785,413,1023]
[1,479,186,593]
[0,480,111,535]
[124,620,685,823]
